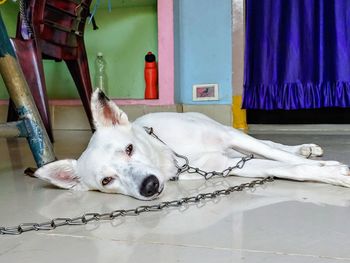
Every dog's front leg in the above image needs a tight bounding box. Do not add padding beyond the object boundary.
[177,153,350,187]
[230,158,350,188]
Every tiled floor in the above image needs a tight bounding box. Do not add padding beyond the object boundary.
[0,130,350,263]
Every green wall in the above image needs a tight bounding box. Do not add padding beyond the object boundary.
[0,0,158,99]
[0,3,17,100]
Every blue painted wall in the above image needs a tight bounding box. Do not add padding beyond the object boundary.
[174,0,232,105]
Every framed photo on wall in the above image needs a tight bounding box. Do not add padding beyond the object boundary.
[192,84,219,101]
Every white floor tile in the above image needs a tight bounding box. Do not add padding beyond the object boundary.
[0,131,350,262]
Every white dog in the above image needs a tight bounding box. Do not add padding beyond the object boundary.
[34,89,350,200]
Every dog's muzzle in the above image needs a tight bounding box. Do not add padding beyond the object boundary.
[140,175,160,197]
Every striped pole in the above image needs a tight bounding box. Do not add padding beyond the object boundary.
[0,12,55,167]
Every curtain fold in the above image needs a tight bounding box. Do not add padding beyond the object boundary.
[243,0,350,110]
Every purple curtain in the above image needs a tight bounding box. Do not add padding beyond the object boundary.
[243,0,350,110]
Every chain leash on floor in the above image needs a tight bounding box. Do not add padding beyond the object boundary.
[0,127,275,235]
[0,176,274,235]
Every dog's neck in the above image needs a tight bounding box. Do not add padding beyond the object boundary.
[142,126,189,180]
[132,125,178,181]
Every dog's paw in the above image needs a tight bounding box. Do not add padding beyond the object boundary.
[323,164,350,187]
[335,165,350,187]
[337,164,350,176]
[300,144,324,157]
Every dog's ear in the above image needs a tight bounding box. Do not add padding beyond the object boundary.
[91,89,129,128]
[34,159,87,190]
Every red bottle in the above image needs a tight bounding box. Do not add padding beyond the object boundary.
[144,52,158,99]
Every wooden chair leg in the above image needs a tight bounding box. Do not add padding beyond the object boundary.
[10,38,54,142]
[65,40,94,131]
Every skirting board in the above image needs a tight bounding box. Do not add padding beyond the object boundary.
[3,104,348,133]
[0,104,233,130]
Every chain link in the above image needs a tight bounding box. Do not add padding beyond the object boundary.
[0,127,275,235]
[0,176,274,235]
[176,154,254,180]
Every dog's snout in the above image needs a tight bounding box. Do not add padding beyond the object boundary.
[140,175,159,197]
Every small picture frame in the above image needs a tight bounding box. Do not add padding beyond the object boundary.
[192,84,219,101]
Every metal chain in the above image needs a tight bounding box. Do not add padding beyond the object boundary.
[0,176,274,235]
[144,126,254,180]
[174,154,254,180]
[0,127,275,235]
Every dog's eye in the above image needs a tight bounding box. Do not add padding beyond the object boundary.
[101,176,114,186]
[125,144,134,156]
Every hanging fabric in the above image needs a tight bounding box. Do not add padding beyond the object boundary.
[243,0,350,110]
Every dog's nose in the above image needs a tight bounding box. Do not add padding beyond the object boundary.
[140,175,160,197]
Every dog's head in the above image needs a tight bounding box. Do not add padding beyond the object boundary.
[34,89,174,200]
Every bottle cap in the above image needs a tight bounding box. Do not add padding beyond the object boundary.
[145,52,156,62]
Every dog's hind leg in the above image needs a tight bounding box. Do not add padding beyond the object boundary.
[259,140,324,157]
[227,130,333,165]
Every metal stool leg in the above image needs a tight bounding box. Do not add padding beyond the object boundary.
[0,13,55,167]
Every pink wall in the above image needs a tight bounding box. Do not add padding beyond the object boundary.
[48,0,175,106]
